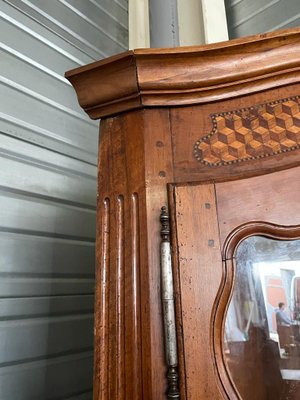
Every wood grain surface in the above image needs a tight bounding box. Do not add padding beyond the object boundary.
[216,165,300,249]
[172,184,223,400]
[94,109,175,399]
[66,28,300,119]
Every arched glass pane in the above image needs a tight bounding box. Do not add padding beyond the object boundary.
[224,236,300,400]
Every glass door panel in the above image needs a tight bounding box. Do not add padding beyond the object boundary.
[224,236,300,399]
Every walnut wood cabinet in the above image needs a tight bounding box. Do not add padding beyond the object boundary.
[66,28,300,400]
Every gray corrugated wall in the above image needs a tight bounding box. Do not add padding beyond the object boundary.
[225,0,300,39]
[0,1,128,399]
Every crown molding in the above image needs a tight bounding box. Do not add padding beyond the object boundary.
[65,28,300,119]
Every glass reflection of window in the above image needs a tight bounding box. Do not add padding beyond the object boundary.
[224,236,300,400]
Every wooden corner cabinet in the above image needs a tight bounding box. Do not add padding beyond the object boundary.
[66,28,300,400]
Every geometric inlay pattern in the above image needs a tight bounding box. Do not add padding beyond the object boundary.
[194,95,300,166]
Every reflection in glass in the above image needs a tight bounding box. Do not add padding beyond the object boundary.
[224,236,300,400]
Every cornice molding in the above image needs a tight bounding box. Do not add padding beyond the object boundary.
[65,28,300,119]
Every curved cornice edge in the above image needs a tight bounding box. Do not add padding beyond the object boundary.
[65,28,300,119]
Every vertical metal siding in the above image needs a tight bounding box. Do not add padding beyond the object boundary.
[0,0,128,399]
[225,0,300,39]
[149,0,179,48]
